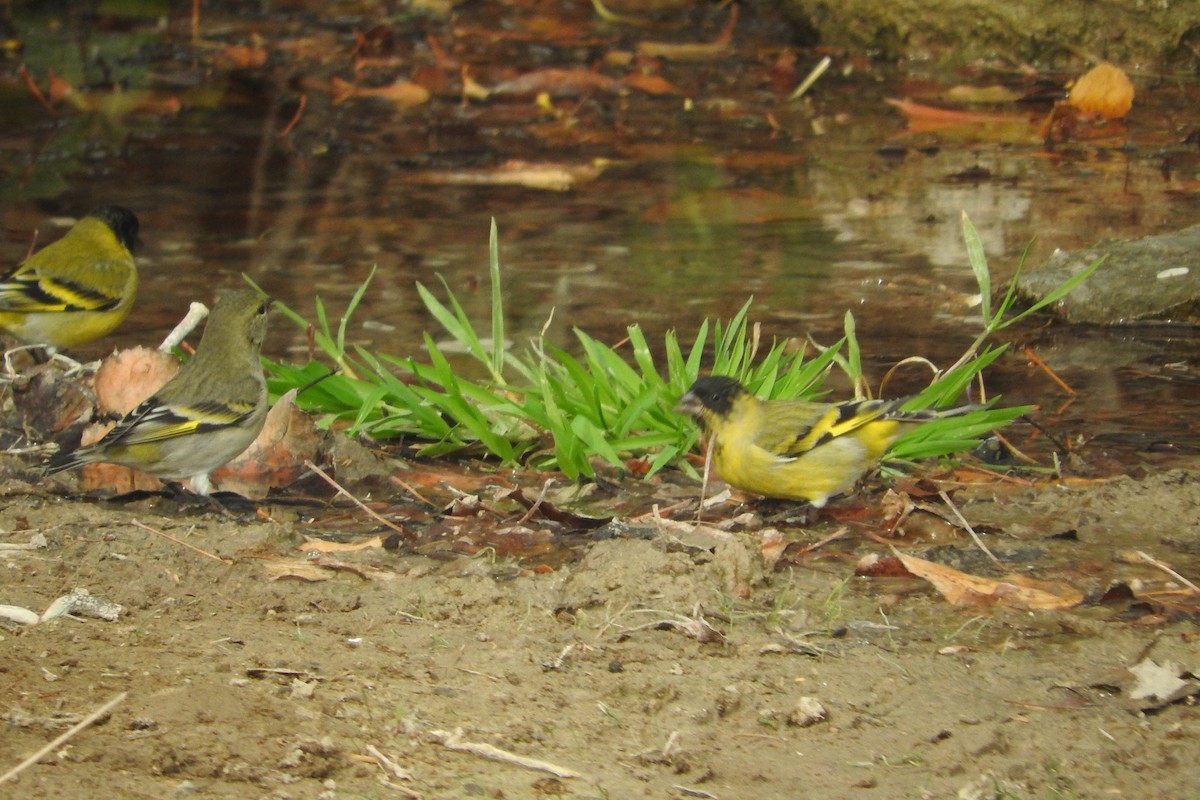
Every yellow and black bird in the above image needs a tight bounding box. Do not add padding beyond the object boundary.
[46,289,271,496]
[677,375,979,507]
[0,205,139,348]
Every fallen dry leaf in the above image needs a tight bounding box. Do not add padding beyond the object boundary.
[78,347,180,492]
[1128,658,1191,704]
[213,44,269,70]
[1068,62,1134,120]
[944,84,1023,105]
[895,552,1083,610]
[93,346,179,417]
[490,68,620,98]
[330,77,430,107]
[855,553,916,579]
[261,555,399,582]
[637,4,737,61]
[760,528,785,571]
[620,72,682,96]
[299,535,385,553]
[211,389,325,498]
[262,560,335,582]
[885,97,1031,134]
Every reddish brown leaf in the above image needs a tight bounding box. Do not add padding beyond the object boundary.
[620,72,682,96]
[212,390,325,498]
[637,4,737,61]
[491,68,620,99]
[886,97,1030,132]
[330,77,429,107]
[213,44,269,70]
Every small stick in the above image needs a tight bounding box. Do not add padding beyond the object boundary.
[788,54,832,101]
[19,65,56,115]
[159,303,209,352]
[1024,346,1076,395]
[515,478,554,525]
[279,94,307,139]
[1135,550,1200,594]
[542,643,575,671]
[306,460,408,538]
[388,474,437,508]
[937,490,1003,570]
[0,692,127,785]
[797,526,849,554]
[953,464,1033,485]
[989,430,1040,466]
[632,500,692,520]
[429,727,584,779]
[131,519,231,564]
[365,743,415,782]
[379,779,423,799]
[457,667,502,682]
[696,438,715,521]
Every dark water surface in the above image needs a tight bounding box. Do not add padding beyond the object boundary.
[2,1,1199,461]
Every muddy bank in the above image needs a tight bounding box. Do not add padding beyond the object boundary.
[2,464,1197,798]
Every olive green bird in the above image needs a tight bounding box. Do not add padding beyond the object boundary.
[0,205,139,348]
[46,289,272,496]
[677,376,980,507]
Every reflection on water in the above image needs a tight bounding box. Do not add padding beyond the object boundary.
[1,1,1198,460]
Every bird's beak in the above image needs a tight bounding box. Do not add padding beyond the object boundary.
[675,391,702,417]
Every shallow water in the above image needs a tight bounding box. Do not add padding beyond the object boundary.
[2,1,1198,462]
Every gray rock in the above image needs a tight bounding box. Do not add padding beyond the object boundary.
[1016,225,1200,324]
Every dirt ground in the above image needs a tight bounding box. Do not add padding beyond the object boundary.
[1,457,1198,800]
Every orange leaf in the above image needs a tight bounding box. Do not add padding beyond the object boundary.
[213,44,268,70]
[47,70,72,105]
[885,97,1028,130]
[896,552,1083,610]
[620,72,682,96]
[330,77,429,107]
[1067,62,1134,120]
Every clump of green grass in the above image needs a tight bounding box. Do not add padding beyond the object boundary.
[256,213,1099,481]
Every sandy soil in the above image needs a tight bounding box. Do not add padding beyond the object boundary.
[1,459,1198,800]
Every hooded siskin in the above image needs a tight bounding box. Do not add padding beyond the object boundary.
[0,205,140,348]
[677,375,979,507]
[46,288,271,495]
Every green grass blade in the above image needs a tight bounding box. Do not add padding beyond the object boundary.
[488,218,506,382]
[962,211,991,323]
[994,256,1105,331]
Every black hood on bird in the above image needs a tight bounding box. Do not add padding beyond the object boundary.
[89,205,140,254]
[680,375,746,417]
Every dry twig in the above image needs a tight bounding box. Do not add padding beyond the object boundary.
[365,743,416,783]
[429,727,584,779]
[0,692,127,786]
[306,460,407,538]
[937,490,1003,570]
[131,519,231,564]
[1136,550,1200,594]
